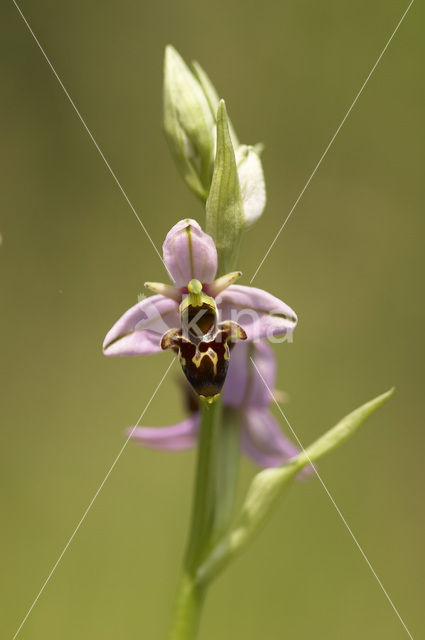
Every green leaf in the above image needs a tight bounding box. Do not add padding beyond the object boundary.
[206,100,244,274]
[163,46,215,201]
[197,388,394,584]
[300,387,395,465]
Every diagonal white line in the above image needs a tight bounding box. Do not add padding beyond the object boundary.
[12,358,175,640]
[250,0,415,284]
[250,357,414,639]
[11,0,170,277]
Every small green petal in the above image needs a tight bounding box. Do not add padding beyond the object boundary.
[207,271,242,296]
[144,281,181,301]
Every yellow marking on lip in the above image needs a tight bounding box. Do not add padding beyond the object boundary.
[192,348,219,376]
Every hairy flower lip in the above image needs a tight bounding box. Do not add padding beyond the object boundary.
[161,321,247,398]
[130,340,308,472]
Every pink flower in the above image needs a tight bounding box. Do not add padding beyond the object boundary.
[103,219,297,398]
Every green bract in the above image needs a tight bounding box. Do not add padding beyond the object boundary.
[206,101,245,274]
[197,388,394,584]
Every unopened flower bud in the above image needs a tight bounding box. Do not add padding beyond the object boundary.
[236,145,266,227]
[163,45,215,201]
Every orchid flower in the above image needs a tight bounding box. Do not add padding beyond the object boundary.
[103,219,297,399]
[130,340,303,468]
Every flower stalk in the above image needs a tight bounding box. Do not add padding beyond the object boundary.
[169,400,241,640]
[168,399,221,640]
[168,572,205,640]
[185,399,222,572]
[212,407,241,541]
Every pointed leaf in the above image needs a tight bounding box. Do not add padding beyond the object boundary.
[197,388,394,583]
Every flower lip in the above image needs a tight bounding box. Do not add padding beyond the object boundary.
[129,340,308,471]
[161,321,246,398]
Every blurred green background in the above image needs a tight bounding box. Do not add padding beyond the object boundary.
[1,0,424,638]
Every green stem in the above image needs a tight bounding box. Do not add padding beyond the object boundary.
[185,399,221,572]
[168,402,242,640]
[168,572,205,640]
[212,407,240,542]
[168,400,220,640]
